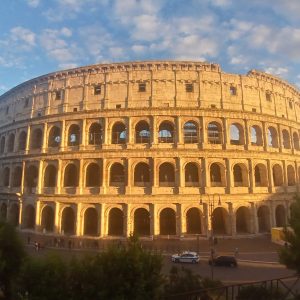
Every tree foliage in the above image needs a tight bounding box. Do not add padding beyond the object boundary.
[236,285,283,300]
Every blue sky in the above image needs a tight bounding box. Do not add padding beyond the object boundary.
[1,0,300,95]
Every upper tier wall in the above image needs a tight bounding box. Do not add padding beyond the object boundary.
[0,61,300,126]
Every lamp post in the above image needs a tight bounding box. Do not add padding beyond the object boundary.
[200,193,221,280]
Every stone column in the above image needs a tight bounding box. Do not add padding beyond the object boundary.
[177,203,185,236]
[35,200,41,231]
[60,120,66,151]
[227,202,235,236]
[56,160,62,194]
[176,157,184,190]
[152,158,159,188]
[102,158,108,193]
[78,159,84,194]
[225,158,231,193]
[278,124,283,152]
[150,203,158,236]
[262,121,268,151]
[21,161,26,194]
[98,203,105,237]
[244,119,250,150]
[124,203,131,237]
[249,202,258,234]
[176,116,183,145]
[76,203,82,236]
[282,160,288,189]
[42,122,48,153]
[269,200,276,228]
[248,159,254,193]
[25,125,31,153]
[201,116,207,147]
[267,159,273,192]
[103,118,109,146]
[54,202,60,234]
[127,117,134,145]
[151,116,158,145]
[202,158,209,190]
[37,160,44,194]
[222,118,229,148]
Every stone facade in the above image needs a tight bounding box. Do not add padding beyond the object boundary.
[0,61,299,239]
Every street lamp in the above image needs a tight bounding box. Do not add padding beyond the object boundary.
[200,193,221,280]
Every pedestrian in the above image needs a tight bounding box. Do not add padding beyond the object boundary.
[234,247,239,258]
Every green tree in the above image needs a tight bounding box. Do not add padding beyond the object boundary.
[0,221,26,300]
[279,194,300,274]
[236,285,283,300]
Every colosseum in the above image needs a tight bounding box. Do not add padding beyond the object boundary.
[0,60,299,242]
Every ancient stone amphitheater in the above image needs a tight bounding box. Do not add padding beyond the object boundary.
[0,61,299,241]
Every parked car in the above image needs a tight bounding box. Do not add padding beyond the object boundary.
[208,256,238,267]
[171,251,200,264]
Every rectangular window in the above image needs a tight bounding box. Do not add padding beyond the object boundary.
[252,108,257,112]
[289,101,293,109]
[55,90,64,101]
[266,92,272,102]
[24,98,29,108]
[5,106,9,114]
[138,83,146,92]
[230,86,237,95]
[116,104,121,109]
[211,104,216,109]
[94,84,101,95]
[186,83,194,93]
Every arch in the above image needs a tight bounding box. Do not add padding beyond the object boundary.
[41,206,54,232]
[68,124,80,146]
[282,129,291,149]
[186,207,202,234]
[160,208,176,235]
[2,167,10,187]
[254,164,268,187]
[110,163,125,186]
[108,207,124,236]
[25,165,38,188]
[84,207,98,236]
[287,165,296,186]
[44,165,57,187]
[236,206,251,233]
[112,122,126,144]
[275,205,286,227]
[12,166,22,187]
[158,121,175,143]
[233,163,248,187]
[159,162,175,187]
[134,162,150,186]
[212,207,230,235]
[48,126,61,147]
[23,205,35,229]
[88,123,102,145]
[257,205,270,232]
[272,164,283,186]
[64,163,78,187]
[207,121,222,144]
[18,131,27,151]
[134,208,150,236]
[30,128,43,149]
[135,121,150,144]
[185,162,199,187]
[0,136,5,153]
[7,133,15,152]
[250,125,263,146]
[210,163,225,187]
[230,123,244,145]
[9,203,19,226]
[293,132,300,150]
[61,207,75,235]
[0,203,7,221]
[183,121,198,144]
[86,163,101,187]
[267,127,278,148]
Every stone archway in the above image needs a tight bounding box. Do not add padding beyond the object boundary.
[0,203,7,221]
[41,206,54,232]
[257,206,270,232]
[236,206,251,234]
[275,205,286,227]
[160,208,176,235]
[84,207,98,236]
[61,207,75,235]
[212,207,230,235]
[108,208,124,236]
[23,205,35,229]
[186,207,202,234]
[9,203,19,227]
[134,208,150,236]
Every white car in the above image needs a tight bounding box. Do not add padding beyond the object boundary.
[171,251,200,264]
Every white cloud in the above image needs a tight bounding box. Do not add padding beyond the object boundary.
[10,26,36,47]
[131,44,146,53]
[26,0,40,7]
[264,67,289,77]
[210,0,232,7]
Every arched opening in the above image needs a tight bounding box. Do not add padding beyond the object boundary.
[88,123,102,145]
[233,164,248,187]
[272,164,283,186]
[186,208,202,234]
[0,203,7,221]
[160,208,176,235]
[236,207,251,234]
[134,162,150,186]
[134,208,150,236]
[25,165,38,188]
[293,132,300,150]
[12,166,22,187]
[282,129,291,149]
[110,163,125,186]
[84,207,98,236]
[250,125,263,146]
[287,165,296,186]
[18,131,27,151]
[41,206,54,232]
[64,164,78,187]
[44,165,57,187]
[212,207,229,235]
[267,127,278,148]
[275,205,286,227]
[48,126,61,147]
[159,162,175,187]
[254,164,268,187]
[9,203,19,226]
[208,122,222,144]
[2,167,10,187]
[86,163,101,187]
[0,136,5,153]
[158,121,175,143]
[112,122,126,144]
[108,208,123,236]
[185,162,199,187]
[257,206,270,232]
[30,128,43,149]
[230,123,244,145]
[61,207,75,235]
[210,163,225,187]
[135,121,150,144]
[68,124,80,146]
[23,205,35,229]
[184,121,198,144]
[7,133,15,152]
